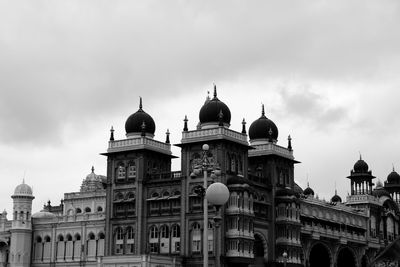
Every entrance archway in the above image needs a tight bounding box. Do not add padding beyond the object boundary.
[253,234,266,267]
[309,243,331,267]
[337,247,356,267]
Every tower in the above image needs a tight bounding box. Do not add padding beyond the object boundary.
[102,98,176,256]
[177,85,252,267]
[9,181,34,267]
[247,104,301,265]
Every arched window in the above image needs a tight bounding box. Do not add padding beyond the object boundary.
[36,236,42,243]
[76,208,82,214]
[85,207,91,213]
[126,227,135,254]
[115,228,124,254]
[88,232,95,240]
[117,165,126,180]
[127,192,135,200]
[97,206,103,212]
[98,232,105,239]
[149,225,159,253]
[192,222,201,253]
[161,225,169,238]
[75,233,81,241]
[128,163,136,178]
[172,224,180,238]
[66,234,72,241]
[44,236,51,242]
[58,235,64,242]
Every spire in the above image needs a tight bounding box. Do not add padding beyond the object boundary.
[213,83,217,98]
[139,97,143,110]
[241,118,247,134]
[359,152,362,160]
[261,103,265,116]
[287,135,292,151]
[91,166,95,173]
[183,115,188,131]
[393,163,395,172]
[218,110,224,126]
[165,129,170,144]
[110,126,114,141]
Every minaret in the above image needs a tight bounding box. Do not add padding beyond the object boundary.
[10,180,34,267]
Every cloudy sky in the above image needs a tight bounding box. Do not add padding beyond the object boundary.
[1,0,400,214]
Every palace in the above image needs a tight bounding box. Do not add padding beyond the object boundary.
[1,86,399,267]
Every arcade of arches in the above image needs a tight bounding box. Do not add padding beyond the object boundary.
[308,243,363,267]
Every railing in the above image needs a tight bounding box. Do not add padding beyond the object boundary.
[248,143,293,159]
[181,127,248,144]
[108,137,171,153]
[147,171,182,181]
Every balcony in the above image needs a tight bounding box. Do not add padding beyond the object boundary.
[107,137,172,155]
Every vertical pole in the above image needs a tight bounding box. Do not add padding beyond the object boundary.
[203,167,208,267]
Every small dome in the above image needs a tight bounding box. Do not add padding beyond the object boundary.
[13,181,33,196]
[80,167,106,193]
[387,169,400,184]
[125,97,156,136]
[249,104,278,141]
[199,86,231,126]
[353,156,369,173]
[331,191,342,203]
[303,184,314,196]
[32,210,57,219]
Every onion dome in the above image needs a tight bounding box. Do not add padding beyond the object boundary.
[387,168,400,184]
[125,97,156,137]
[12,180,33,197]
[80,166,106,192]
[249,104,278,142]
[199,85,231,127]
[32,210,57,219]
[353,155,369,173]
[303,183,314,196]
[331,190,342,203]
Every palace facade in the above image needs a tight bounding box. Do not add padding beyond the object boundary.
[1,87,400,267]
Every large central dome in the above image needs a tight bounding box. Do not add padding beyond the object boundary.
[199,85,231,127]
[125,97,156,137]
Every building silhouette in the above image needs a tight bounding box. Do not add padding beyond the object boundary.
[1,86,399,267]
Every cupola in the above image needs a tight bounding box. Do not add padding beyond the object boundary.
[386,167,400,184]
[125,97,156,138]
[249,104,278,144]
[199,85,231,128]
[303,183,314,197]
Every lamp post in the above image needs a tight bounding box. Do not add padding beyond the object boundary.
[202,144,209,267]
[206,182,230,267]
[283,251,288,267]
[195,144,229,267]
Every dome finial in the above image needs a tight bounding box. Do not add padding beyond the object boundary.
[359,151,362,160]
[165,129,170,144]
[183,115,188,131]
[261,103,265,116]
[393,163,395,172]
[213,83,217,98]
[139,97,143,110]
[110,126,114,141]
[287,135,292,151]
[241,118,246,134]
[91,166,95,173]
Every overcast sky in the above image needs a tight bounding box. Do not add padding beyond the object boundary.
[1,0,400,215]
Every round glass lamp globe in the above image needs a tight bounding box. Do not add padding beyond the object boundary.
[202,144,209,151]
[206,182,229,206]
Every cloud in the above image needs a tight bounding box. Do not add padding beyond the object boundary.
[1,0,400,146]
[279,85,348,130]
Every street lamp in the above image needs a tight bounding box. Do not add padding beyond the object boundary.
[206,182,229,267]
[282,251,288,267]
[192,144,229,267]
